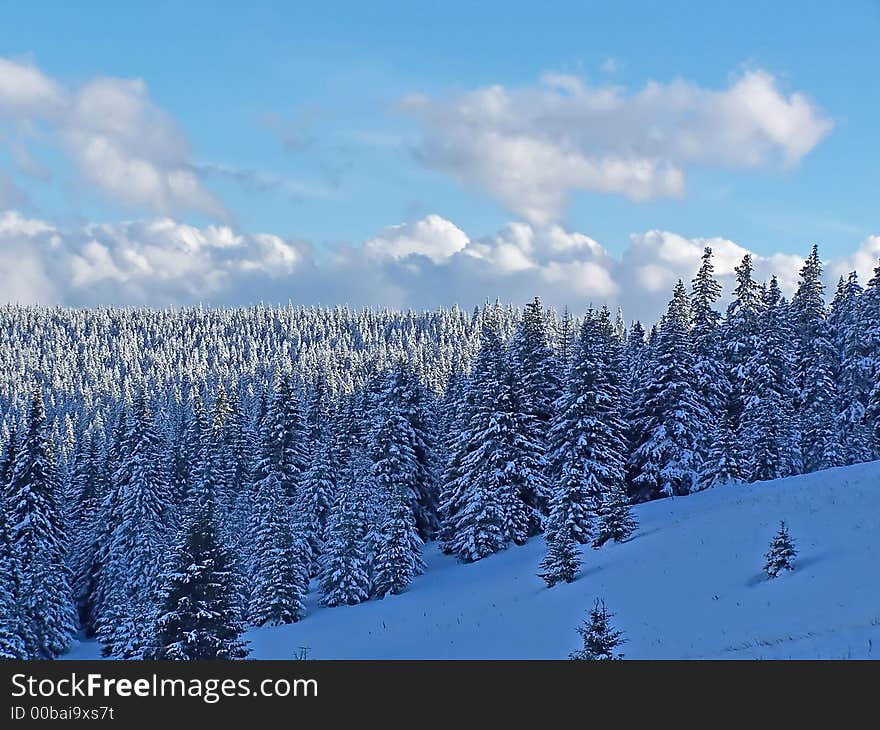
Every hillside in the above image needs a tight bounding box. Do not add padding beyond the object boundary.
[67,460,880,660]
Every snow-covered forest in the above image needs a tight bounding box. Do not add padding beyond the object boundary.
[2,244,879,660]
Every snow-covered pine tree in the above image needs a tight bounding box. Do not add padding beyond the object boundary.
[741,278,800,482]
[0,487,27,658]
[7,387,77,659]
[791,245,841,471]
[537,525,581,588]
[153,470,249,660]
[512,296,562,515]
[690,247,729,474]
[90,408,127,647]
[497,363,549,543]
[256,375,308,508]
[698,410,740,489]
[67,427,108,636]
[764,521,797,578]
[569,599,625,660]
[291,377,336,567]
[628,282,706,499]
[622,321,650,486]
[555,306,576,378]
[862,260,880,454]
[248,471,307,625]
[171,389,207,508]
[442,312,529,561]
[369,384,425,596]
[98,390,173,658]
[717,254,764,483]
[210,385,242,522]
[437,367,470,554]
[0,422,18,495]
[592,309,637,546]
[373,484,425,597]
[547,311,626,542]
[592,480,638,548]
[384,362,441,539]
[829,272,875,464]
[319,456,372,606]
[293,419,336,576]
[370,371,421,525]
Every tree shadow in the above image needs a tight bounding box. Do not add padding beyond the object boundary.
[744,551,828,588]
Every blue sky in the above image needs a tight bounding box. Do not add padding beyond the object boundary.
[0,1,878,316]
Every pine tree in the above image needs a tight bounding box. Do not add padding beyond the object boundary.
[370,388,425,596]
[698,410,741,489]
[829,272,875,464]
[547,312,626,543]
[248,471,307,626]
[441,313,508,561]
[690,247,729,469]
[384,363,441,539]
[292,378,337,574]
[763,521,797,578]
[255,376,307,508]
[98,390,172,658]
[496,364,547,543]
[537,526,581,588]
[437,368,470,554]
[555,306,576,377]
[569,599,625,660]
[718,254,764,482]
[373,485,426,597]
[370,377,421,531]
[0,490,27,658]
[592,480,638,548]
[742,278,800,481]
[791,246,840,471]
[7,388,76,659]
[863,260,880,454]
[628,282,706,499]
[319,459,372,607]
[512,296,561,515]
[68,428,108,636]
[0,423,18,495]
[153,479,249,660]
[293,426,336,577]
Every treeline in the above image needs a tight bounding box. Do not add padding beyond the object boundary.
[1,244,879,659]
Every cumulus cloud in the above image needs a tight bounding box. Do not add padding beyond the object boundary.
[0,57,63,118]
[0,209,875,324]
[829,235,880,285]
[0,57,224,217]
[0,210,59,304]
[401,70,833,224]
[364,214,469,263]
[0,210,305,305]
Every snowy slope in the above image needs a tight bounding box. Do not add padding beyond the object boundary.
[67,461,880,660]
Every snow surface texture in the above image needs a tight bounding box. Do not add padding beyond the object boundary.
[67,461,880,660]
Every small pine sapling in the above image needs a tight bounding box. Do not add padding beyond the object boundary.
[764,520,797,578]
[569,599,625,660]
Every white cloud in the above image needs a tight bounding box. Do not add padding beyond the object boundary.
[0,58,224,217]
[0,209,875,325]
[402,70,833,224]
[0,211,59,304]
[365,214,469,263]
[0,57,63,118]
[0,211,306,305]
[829,235,880,284]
